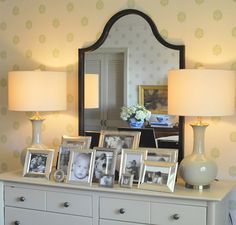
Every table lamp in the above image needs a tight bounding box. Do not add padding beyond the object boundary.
[168,69,235,189]
[85,73,99,109]
[8,71,67,162]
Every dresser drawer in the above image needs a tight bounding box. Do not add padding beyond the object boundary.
[4,186,46,210]
[151,202,206,225]
[100,197,150,224]
[47,191,92,217]
[100,219,146,225]
[5,207,93,225]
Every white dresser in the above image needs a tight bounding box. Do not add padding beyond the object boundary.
[0,170,234,225]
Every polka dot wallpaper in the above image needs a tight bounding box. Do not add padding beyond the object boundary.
[1,0,236,217]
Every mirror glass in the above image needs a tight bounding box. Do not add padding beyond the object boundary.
[79,9,185,162]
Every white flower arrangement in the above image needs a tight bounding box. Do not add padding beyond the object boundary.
[120,105,151,123]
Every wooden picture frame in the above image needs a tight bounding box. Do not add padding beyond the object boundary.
[99,130,141,153]
[66,149,96,186]
[23,148,54,179]
[61,135,91,149]
[138,161,178,192]
[119,149,147,183]
[139,85,167,114]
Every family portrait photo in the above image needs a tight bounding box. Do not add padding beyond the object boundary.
[23,148,54,179]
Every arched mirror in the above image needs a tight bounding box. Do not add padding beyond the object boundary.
[78,9,185,162]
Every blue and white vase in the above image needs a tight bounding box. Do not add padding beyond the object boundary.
[128,118,144,128]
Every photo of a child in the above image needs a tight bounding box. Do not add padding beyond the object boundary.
[71,152,91,182]
[29,153,47,173]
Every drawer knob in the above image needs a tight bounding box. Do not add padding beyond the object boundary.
[14,221,20,225]
[119,208,125,214]
[19,196,25,202]
[64,202,70,208]
[172,214,180,220]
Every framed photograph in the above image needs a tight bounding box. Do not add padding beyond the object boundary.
[23,148,54,179]
[57,144,81,175]
[66,149,95,186]
[61,135,91,149]
[119,149,147,183]
[139,85,167,114]
[99,130,141,152]
[138,161,178,192]
[92,147,118,183]
[53,169,65,183]
[120,173,134,188]
[141,148,178,163]
[99,174,114,188]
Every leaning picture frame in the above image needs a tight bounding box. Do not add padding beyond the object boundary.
[119,149,147,183]
[23,148,54,179]
[66,149,96,186]
[140,148,178,163]
[138,161,178,192]
[57,144,82,175]
[61,135,91,149]
[139,85,167,114]
[99,130,141,153]
[92,147,118,183]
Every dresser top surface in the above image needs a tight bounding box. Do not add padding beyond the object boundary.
[0,170,235,202]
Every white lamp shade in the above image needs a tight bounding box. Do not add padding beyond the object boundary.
[168,69,235,116]
[8,71,67,111]
[85,73,99,109]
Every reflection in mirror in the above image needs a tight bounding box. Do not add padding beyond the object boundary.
[79,9,185,162]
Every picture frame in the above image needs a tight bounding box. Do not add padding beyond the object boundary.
[57,144,82,175]
[23,148,54,179]
[141,148,178,163]
[99,130,141,153]
[61,135,91,149]
[120,173,134,188]
[139,85,167,114]
[92,147,118,183]
[66,149,95,186]
[138,161,178,192]
[53,169,65,183]
[99,174,114,188]
[119,149,147,183]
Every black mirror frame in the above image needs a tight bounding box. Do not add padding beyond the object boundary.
[78,9,185,162]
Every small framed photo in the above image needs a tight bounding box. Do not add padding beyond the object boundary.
[23,148,54,179]
[99,174,114,188]
[119,149,147,183]
[139,85,167,114]
[53,169,65,183]
[66,149,95,186]
[61,135,91,148]
[57,145,81,175]
[99,130,141,153]
[143,148,178,163]
[93,147,118,183]
[138,161,178,192]
[120,173,134,188]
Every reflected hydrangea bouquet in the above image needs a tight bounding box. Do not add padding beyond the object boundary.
[120,105,151,123]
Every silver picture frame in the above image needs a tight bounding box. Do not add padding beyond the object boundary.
[66,149,96,186]
[61,135,91,148]
[119,149,147,183]
[92,147,118,183]
[140,147,178,163]
[120,173,134,188]
[138,160,178,192]
[23,147,54,179]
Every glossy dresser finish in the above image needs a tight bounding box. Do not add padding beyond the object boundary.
[0,170,234,225]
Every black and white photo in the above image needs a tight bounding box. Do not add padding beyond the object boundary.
[99,174,114,187]
[23,148,54,179]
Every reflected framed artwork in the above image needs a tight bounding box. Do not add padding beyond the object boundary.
[139,85,167,114]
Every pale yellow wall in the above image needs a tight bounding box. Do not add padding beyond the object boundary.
[1,0,236,214]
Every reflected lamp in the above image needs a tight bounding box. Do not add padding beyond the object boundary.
[85,73,99,109]
[168,69,235,189]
